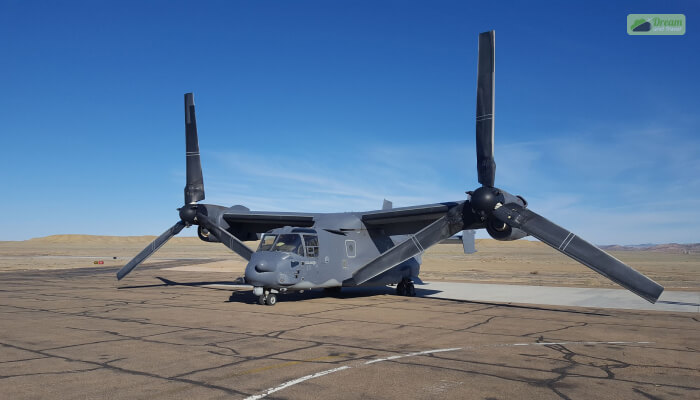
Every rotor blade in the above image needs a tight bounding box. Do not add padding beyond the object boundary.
[348,206,465,286]
[184,93,205,204]
[475,30,496,187]
[116,221,186,280]
[196,213,254,261]
[493,203,664,303]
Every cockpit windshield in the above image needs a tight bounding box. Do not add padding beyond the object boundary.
[272,234,304,256]
[258,234,277,251]
[257,233,319,257]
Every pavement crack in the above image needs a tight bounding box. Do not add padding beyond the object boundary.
[0,366,103,380]
[460,315,497,331]
[521,322,587,337]
[632,387,664,400]
[0,341,248,396]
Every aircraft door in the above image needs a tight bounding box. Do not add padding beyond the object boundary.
[298,234,319,280]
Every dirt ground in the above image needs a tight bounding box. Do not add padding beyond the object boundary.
[1,235,698,291]
[1,235,698,399]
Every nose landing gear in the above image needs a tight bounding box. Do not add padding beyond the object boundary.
[256,289,277,306]
[396,279,416,297]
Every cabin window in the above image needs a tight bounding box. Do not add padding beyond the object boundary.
[345,240,356,258]
[272,234,304,256]
[303,235,319,257]
[258,234,277,251]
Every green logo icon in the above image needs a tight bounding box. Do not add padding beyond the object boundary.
[628,14,685,35]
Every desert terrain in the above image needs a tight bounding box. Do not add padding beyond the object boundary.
[1,235,698,291]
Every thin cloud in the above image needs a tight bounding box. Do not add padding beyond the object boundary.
[180,121,700,245]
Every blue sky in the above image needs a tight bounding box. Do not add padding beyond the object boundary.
[1,1,698,244]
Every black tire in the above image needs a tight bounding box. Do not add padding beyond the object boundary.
[396,281,406,296]
[265,293,277,306]
[257,295,266,305]
[406,282,416,297]
[324,287,342,296]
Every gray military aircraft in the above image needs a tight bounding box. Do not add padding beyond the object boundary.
[117,30,664,306]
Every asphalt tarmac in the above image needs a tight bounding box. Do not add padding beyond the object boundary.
[1,265,698,399]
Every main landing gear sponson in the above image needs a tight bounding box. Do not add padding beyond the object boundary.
[396,279,416,297]
[324,287,342,296]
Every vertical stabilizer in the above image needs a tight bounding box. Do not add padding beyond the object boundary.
[462,230,476,254]
[382,199,393,210]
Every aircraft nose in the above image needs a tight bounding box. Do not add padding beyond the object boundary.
[254,259,276,273]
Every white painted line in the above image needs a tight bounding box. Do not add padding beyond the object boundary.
[501,341,653,347]
[246,347,462,399]
[244,342,653,399]
[243,365,350,400]
[365,347,462,365]
[558,232,574,250]
[561,234,576,251]
[405,347,464,357]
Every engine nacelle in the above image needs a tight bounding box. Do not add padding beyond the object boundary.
[198,225,220,243]
[197,220,258,243]
[485,217,528,241]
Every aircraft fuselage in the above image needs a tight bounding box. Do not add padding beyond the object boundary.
[242,215,421,292]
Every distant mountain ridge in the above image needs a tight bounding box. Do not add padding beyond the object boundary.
[600,243,700,254]
[5,235,699,254]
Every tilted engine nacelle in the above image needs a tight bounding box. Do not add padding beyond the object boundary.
[197,225,220,243]
[470,187,529,241]
[197,219,258,243]
[485,217,528,241]
[195,204,258,243]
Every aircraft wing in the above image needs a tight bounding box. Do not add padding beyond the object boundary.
[222,211,315,233]
[361,202,462,235]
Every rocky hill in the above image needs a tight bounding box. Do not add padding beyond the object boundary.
[599,243,700,254]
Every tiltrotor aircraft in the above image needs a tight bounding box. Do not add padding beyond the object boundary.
[117,31,664,306]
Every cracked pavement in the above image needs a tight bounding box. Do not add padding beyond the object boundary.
[0,266,698,399]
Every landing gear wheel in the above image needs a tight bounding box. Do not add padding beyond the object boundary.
[265,293,277,306]
[257,295,266,305]
[324,287,342,296]
[396,279,415,297]
[406,282,416,297]
[396,281,407,296]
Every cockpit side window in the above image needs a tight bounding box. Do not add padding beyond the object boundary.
[273,234,304,256]
[303,235,319,257]
[258,234,277,251]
